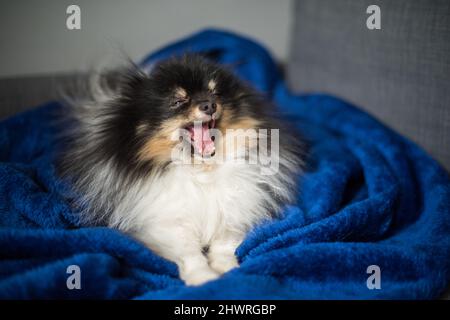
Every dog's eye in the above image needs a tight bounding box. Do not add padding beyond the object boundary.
[173,99,188,108]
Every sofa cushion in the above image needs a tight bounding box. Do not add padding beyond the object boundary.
[0,73,85,120]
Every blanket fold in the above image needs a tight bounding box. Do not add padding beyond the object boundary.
[1,29,449,299]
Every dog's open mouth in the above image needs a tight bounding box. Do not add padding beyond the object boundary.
[185,119,216,157]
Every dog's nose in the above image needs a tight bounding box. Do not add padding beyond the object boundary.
[199,101,217,115]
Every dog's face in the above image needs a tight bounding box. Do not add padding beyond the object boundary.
[122,55,262,165]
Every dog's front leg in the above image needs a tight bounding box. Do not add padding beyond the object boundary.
[208,231,244,274]
[137,224,219,286]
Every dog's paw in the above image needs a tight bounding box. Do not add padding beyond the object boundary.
[181,267,220,286]
[209,255,239,274]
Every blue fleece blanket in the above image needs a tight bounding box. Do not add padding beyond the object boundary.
[1,29,450,300]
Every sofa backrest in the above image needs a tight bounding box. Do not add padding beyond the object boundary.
[288,0,450,171]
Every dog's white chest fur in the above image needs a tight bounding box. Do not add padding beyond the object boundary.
[126,162,271,247]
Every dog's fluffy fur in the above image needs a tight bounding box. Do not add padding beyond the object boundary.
[58,55,303,285]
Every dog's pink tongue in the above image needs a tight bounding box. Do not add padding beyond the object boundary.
[192,123,215,156]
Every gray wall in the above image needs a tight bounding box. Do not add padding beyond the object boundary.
[0,0,293,77]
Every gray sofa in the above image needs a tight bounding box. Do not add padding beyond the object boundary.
[0,0,448,298]
[288,0,450,172]
[0,73,85,120]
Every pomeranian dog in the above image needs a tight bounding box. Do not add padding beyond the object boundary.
[59,54,303,285]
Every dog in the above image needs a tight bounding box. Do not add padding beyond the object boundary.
[58,54,303,285]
